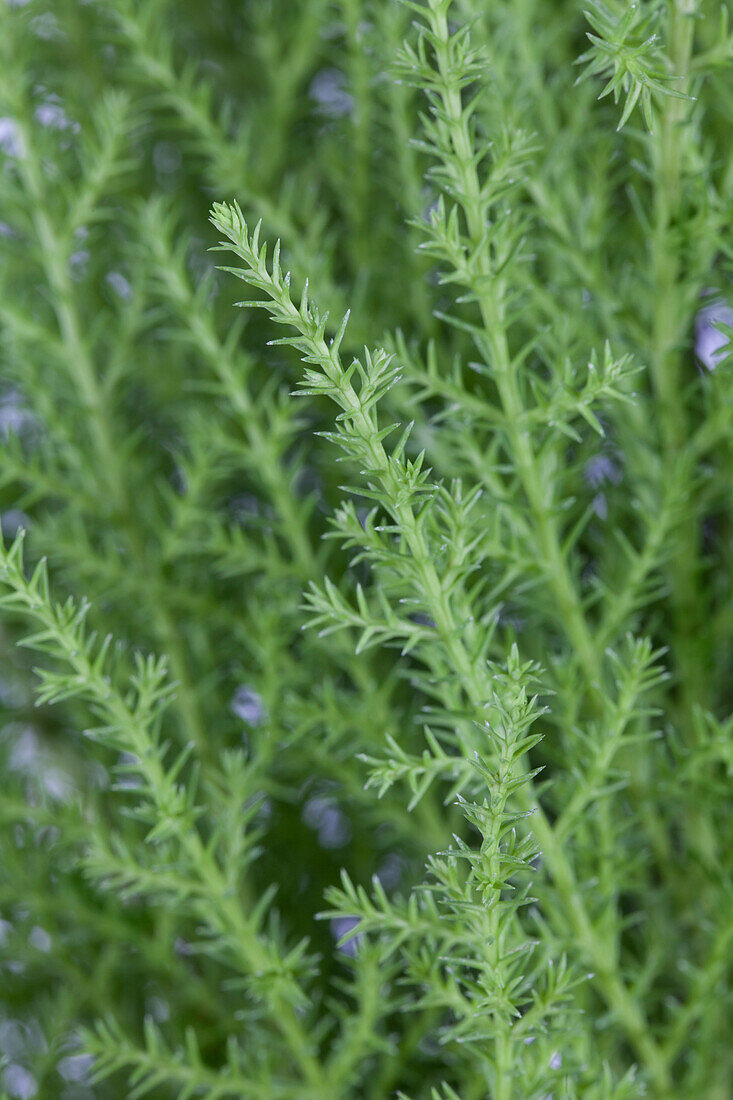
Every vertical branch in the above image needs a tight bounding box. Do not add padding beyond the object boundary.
[9,108,208,755]
[649,0,709,731]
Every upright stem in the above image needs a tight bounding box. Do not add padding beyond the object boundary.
[152,246,319,580]
[430,8,602,691]
[216,197,674,1092]
[16,119,208,755]
[403,8,672,1091]
[346,394,671,1094]
[341,0,373,275]
[649,0,709,732]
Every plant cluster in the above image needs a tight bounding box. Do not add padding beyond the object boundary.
[0,0,731,1098]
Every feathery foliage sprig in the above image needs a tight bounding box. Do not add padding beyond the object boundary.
[0,0,731,1098]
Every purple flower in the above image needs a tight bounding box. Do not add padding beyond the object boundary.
[230,685,265,727]
[695,299,733,371]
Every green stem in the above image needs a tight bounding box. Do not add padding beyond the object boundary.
[649,0,709,733]
[661,913,733,1072]
[16,118,209,755]
[152,244,319,579]
[1,555,333,1097]
[347,388,671,1092]
[341,0,373,274]
[217,188,674,1095]
[430,7,602,692]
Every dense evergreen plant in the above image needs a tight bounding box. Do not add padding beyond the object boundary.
[0,0,731,1096]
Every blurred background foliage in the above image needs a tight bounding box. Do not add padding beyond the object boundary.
[0,0,731,1097]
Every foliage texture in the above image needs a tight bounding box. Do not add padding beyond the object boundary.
[0,0,732,1098]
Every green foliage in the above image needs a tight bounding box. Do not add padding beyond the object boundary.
[0,0,732,1098]
[577,0,691,130]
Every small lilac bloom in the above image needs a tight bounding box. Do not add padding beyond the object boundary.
[230,685,265,727]
[57,1054,94,1084]
[331,916,362,957]
[309,70,353,118]
[584,453,620,490]
[34,103,78,132]
[0,118,22,158]
[3,1064,38,1100]
[28,927,51,953]
[695,300,733,371]
[303,796,352,848]
[106,271,132,300]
